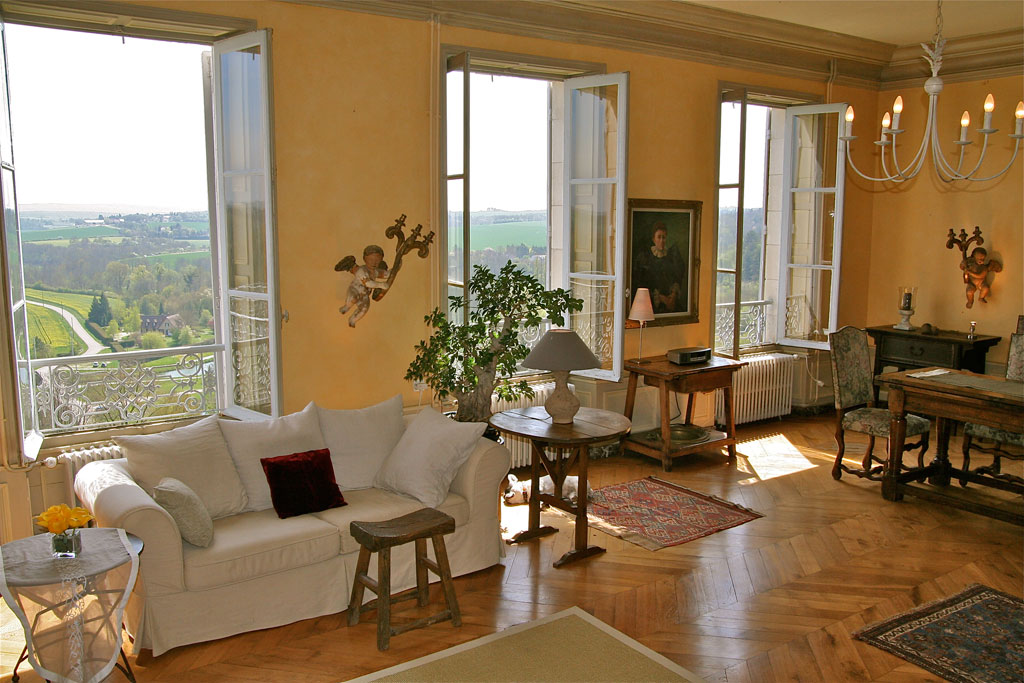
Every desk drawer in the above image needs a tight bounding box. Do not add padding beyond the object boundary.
[880,336,956,367]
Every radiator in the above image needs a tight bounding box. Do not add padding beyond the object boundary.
[715,353,797,425]
[491,381,572,469]
[54,443,123,506]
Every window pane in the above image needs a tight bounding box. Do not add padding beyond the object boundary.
[569,276,614,371]
[717,187,738,271]
[791,111,838,189]
[446,66,464,177]
[218,46,264,172]
[447,178,464,285]
[447,283,464,324]
[569,183,616,275]
[788,190,835,266]
[224,173,267,292]
[229,295,270,414]
[0,27,12,165]
[784,267,831,342]
[719,100,740,185]
[715,271,736,355]
[569,83,619,179]
[3,168,22,305]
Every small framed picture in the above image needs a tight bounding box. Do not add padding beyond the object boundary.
[626,198,701,327]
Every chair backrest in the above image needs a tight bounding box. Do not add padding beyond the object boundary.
[1007,333,1023,382]
[828,326,874,410]
[1016,315,1024,334]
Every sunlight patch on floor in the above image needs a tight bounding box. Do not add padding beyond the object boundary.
[734,432,817,482]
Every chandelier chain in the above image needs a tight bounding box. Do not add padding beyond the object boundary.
[933,0,944,44]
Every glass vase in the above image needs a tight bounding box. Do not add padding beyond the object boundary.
[51,528,82,558]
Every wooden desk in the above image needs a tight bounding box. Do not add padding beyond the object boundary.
[489,406,631,568]
[866,325,1000,376]
[623,356,746,471]
[878,368,1024,525]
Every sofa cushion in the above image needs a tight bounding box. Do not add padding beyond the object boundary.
[115,415,247,519]
[316,395,405,490]
[374,406,485,507]
[152,477,214,547]
[219,402,327,512]
[314,487,470,555]
[182,509,340,591]
[261,448,346,519]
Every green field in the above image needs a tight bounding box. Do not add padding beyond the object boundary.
[26,303,80,356]
[25,288,111,322]
[470,220,547,250]
[22,226,121,241]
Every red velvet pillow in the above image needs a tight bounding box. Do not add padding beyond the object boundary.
[260,448,346,519]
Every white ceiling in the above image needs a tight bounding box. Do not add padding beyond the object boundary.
[684,0,1024,46]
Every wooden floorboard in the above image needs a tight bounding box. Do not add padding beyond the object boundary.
[2,414,1021,682]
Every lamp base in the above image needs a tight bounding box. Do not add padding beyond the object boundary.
[893,308,915,331]
[544,370,580,424]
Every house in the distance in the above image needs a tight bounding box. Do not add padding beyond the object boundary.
[140,313,184,337]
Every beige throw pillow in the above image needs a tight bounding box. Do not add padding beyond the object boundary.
[316,395,405,490]
[153,477,214,547]
[219,402,327,512]
[116,415,247,519]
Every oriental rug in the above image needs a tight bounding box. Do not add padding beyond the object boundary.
[853,583,1024,683]
[583,476,762,551]
[345,607,704,682]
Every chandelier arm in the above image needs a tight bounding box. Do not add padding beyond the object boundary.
[887,105,933,180]
[961,139,1022,182]
[955,135,992,180]
[844,142,903,182]
[929,117,960,182]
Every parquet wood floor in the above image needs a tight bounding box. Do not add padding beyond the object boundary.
[2,414,1021,682]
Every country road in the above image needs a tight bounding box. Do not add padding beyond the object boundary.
[31,301,107,356]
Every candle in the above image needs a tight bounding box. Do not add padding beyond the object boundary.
[881,112,891,142]
[844,106,854,136]
[983,94,994,129]
[891,96,903,130]
[1015,101,1023,135]
[901,292,913,310]
[960,111,970,142]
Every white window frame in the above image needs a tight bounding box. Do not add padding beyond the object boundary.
[776,102,846,349]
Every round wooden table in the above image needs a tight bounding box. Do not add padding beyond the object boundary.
[490,406,631,567]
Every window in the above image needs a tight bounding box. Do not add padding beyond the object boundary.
[0,10,277,460]
[714,86,840,355]
[442,49,628,380]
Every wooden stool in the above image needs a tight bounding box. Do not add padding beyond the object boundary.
[346,508,462,650]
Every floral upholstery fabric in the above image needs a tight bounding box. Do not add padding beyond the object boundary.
[965,423,1024,447]
[829,327,874,410]
[1006,334,1023,382]
[842,407,930,438]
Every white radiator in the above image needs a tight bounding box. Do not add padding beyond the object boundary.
[54,443,123,505]
[716,353,797,425]
[492,381,572,469]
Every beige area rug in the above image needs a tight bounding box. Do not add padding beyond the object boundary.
[345,607,704,682]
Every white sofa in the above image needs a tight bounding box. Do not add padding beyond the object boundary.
[73,400,511,657]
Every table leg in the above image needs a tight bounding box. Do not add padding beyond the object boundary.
[684,393,695,424]
[883,388,906,501]
[659,385,673,472]
[723,384,737,459]
[552,444,605,568]
[927,417,953,487]
[506,439,558,545]
[624,371,638,420]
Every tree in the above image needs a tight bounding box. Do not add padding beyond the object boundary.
[88,295,102,325]
[106,319,120,339]
[172,325,194,347]
[123,306,142,333]
[140,331,168,349]
[33,336,53,359]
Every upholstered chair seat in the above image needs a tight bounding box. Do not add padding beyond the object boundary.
[842,408,930,438]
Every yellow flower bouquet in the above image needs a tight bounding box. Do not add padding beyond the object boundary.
[36,504,93,557]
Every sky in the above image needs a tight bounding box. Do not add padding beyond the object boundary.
[5,24,209,211]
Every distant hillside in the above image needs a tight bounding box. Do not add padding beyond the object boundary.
[22,203,205,219]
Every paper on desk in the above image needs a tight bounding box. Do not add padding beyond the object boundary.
[908,369,950,378]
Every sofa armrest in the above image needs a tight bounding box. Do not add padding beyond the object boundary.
[449,437,511,518]
[74,459,185,596]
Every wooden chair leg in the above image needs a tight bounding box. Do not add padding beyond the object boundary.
[377,547,392,651]
[431,534,461,627]
[347,546,371,627]
[832,424,846,481]
[415,537,429,607]
[960,433,972,487]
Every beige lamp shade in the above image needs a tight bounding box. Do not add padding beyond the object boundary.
[629,288,655,322]
[523,329,599,372]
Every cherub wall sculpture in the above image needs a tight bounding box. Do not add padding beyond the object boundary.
[334,215,434,327]
[945,226,1002,308]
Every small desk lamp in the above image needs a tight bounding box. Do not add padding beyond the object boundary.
[523,329,599,424]
[628,288,655,363]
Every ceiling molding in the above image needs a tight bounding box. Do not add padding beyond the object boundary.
[288,0,1022,87]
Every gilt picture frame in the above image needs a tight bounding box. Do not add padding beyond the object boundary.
[626,198,701,327]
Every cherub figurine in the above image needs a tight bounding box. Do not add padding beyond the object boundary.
[335,245,389,327]
[960,247,1002,308]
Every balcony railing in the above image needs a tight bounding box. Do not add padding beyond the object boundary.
[21,344,223,435]
[715,299,772,353]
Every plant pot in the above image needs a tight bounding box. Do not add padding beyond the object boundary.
[51,528,82,558]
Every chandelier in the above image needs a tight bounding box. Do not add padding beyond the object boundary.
[841,0,1023,184]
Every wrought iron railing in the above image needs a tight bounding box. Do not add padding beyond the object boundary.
[22,344,223,435]
[715,299,772,353]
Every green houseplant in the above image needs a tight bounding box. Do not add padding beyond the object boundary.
[406,262,583,423]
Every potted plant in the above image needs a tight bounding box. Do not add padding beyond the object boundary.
[406,261,583,423]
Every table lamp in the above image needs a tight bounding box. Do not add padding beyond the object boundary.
[628,288,655,363]
[523,329,599,424]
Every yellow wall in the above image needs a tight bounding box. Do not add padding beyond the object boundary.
[145,1,1019,413]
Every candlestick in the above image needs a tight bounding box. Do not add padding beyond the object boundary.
[959,111,970,142]
[891,96,903,130]
[982,94,994,130]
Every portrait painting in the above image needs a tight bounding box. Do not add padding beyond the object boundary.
[626,198,701,327]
